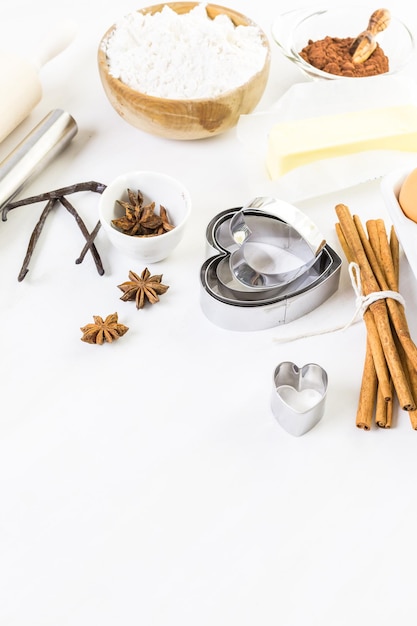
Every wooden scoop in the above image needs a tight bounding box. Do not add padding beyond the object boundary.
[350,8,391,64]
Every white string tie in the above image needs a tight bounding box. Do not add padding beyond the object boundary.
[344,261,406,329]
[274,261,406,344]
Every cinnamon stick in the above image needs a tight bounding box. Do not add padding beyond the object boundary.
[375,383,393,428]
[335,204,415,411]
[335,222,353,263]
[393,333,417,429]
[361,223,394,427]
[375,219,398,291]
[337,220,381,428]
[390,227,399,274]
[362,310,393,403]
[365,218,417,372]
[335,216,392,402]
[370,218,417,423]
[356,341,377,429]
[389,229,417,430]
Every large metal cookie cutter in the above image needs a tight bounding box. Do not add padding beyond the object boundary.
[200,197,341,331]
[271,361,328,437]
[229,197,326,289]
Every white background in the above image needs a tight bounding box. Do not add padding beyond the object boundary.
[2,1,417,624]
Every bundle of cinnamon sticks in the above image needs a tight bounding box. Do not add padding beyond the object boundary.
[335,203,417,430]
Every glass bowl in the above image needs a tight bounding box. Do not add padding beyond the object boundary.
[272,6,415,80]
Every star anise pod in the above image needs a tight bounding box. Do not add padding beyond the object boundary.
[80,312,129,344]
[117,268,169,309]
[111,189,175,236]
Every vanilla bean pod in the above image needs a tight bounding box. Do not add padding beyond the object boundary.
[2,181,107,279]
[1,181,106,221]
[18,199,57,281]
[59,195,104,275]
[76,221,102,265]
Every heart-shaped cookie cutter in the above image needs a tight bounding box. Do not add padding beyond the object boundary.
[200,199,341,331]
[271,361,328,436]
[229,197,326,289]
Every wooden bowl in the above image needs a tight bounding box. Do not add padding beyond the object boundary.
[97,2,271,140]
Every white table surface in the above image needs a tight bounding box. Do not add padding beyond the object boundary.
[2,1,417,624]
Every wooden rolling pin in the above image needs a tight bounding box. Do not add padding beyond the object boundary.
[0,20,77,144]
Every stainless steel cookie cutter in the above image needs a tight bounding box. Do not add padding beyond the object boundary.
[200,198,341,331]
[229,197,326,289]
[271,361,328,436]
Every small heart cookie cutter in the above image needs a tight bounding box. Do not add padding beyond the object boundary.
[271,361,328,436]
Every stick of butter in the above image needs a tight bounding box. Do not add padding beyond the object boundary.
[266,105,417,180]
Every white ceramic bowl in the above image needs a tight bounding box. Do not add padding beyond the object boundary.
[381,164,417,282]
[98,171,191,262]
[272,6,415,80]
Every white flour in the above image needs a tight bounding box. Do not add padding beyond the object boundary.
[102,4,267,99]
